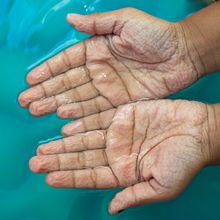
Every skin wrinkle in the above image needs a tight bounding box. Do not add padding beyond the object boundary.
[20,8,207,120]
[72,170,75,187]
[93,16,98,35]
[30,99,214,213]
[36,66,90,101]
[178,23,200,80]
[82,65,92,81]
[129,105,135,156]
[106,37,159,99]
[62,50,72,69]
[190,20,218,72]
[62,74,71,91]
[31,81,102,116]
[52,96,59,111]
[116,18,130,36]
[78,101,85,118]
[148,178,158,193]
[107,35,178,99]
[136,109,149,182]
[60,75,69,92]
[106,60,132,101]
[61,138,66,153]
[111,20,117,35]
[130,71,159,98]
[72,87,82,102]
[195,123,209,157]
[161,76,172,94]
[106,160,121,187]
[56,155,61,171]
[84,43,118,109]
[82,40,110,109]
[205,104,215,163]
[131,185,138,204]
[102,149,109,166]
[39,83,47,98]
[139,159,151,183]
[183,21,208,75]
[103,108,121,186]
[81,134,88,151]
[80,117,88,133]
[46,60,54,77]
[151,25,173,60]
[91,168,97,188]
[93,96,100,113]
[115,52,159,99]
[97,113,103,129]
[78,151,84,168]
[24,6,220,212]
[148,177,171,194]
[107,34,173,66]
[138,133,203,175]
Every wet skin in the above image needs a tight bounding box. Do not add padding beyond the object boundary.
[19,8,199,117]
[19,5,220,215]
[29,100,212,214]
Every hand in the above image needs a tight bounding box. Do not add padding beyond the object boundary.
[29,100,211,214]
[19,8,199,117]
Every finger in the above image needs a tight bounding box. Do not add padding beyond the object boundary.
[26,42,86,85]
[19,66,90,108]
[37,130,106,155]
[57,96,113,118]
[46,167,118,188]
[62,108,116,136]
[67,8,137,35]
[109,179,173,215]
[29,149,108,173]
[29,82,99,116]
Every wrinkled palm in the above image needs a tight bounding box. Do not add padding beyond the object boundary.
[19,8,198,117]
[29,100,210,214]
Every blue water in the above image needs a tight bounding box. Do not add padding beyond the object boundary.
[1,0,220,219]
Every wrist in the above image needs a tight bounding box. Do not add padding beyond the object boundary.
[178,1,220,76]
[206,104,220,165]
[178,19,217,77]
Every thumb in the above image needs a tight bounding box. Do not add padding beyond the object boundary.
[67,8,137,35]
[109,180,176,215]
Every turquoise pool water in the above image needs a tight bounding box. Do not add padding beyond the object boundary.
[1,0,220,219]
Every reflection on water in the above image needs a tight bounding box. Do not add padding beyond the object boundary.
[1,0,220,219]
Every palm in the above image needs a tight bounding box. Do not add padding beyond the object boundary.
[30,100,210,214]
[19,8,197,118]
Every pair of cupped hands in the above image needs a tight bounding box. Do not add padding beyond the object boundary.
[19,8,215,214]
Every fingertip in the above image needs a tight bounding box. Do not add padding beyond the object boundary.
[61,124,71,137]
[57,106,69,119]
[46,173,57,187]
[37,142,64,155]
[26,64,51,86]
[67,13,82,25]
[46,171,73,188]
[29,103,42,117]
[29,98,57,117]
[62,120,83,136]
[26,71,37,86]
[18,92,29,108]
[36,146,44,156]
[108,200,120,215]
[29,156,41,173]
[57,105,78,119]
